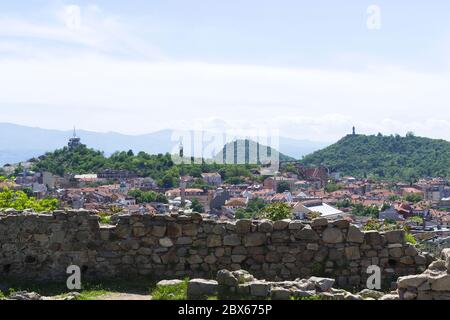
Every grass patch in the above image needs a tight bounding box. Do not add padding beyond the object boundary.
[0,277,156,300]
[291,295,323,301]
[74,290,110,300]
[150,279,189,300]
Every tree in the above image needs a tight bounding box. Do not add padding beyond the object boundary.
[259,202,292,221]
[190,198,204,213]
[246,198,267,213]
[324,181,342,193]
[276,181,291,193]
[381,202,391,211]
[128,189,168,204]
[336,198,352,209]
[388,195,401,202]
[160,174,177,188]
[0,187,58,212]
[351,203,379,218]
[235,208,254,220]
[404,193,423,203]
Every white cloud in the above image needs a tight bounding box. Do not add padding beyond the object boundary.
[0,4,164,59]
[0,55,449,141]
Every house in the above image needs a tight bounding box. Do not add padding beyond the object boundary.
[120,196,136,206]
[440,197,450,208]
[294,180,311,190]
[264,176,297,192]
[292,191,313,202]
[401,187,423,197]
[269,192,293,203]
[223,197,248,211]
[128,177,158,190]
[32,183,47,199]
[292,200,344,220]
[41,171,57,189]
[74,174,100,187]
[379,206,405,221]
[0,180,21,191]
[251,189,276,199]
[97,169,139,180]
[210,188,231,211]
[302,166,329,182]
[201,173,222,186]
[165,188,212,212]
[343,176,357,184]
[395,202,414,218]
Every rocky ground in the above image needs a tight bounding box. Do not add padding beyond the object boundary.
[180,269,393,300]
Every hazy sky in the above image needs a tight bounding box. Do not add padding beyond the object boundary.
[1,1,450,141]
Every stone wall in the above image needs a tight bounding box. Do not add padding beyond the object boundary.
[397,249,450,300]
[0,210,430,288]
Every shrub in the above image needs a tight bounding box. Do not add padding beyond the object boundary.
[405,233,417,245]
[98,213,111,224]
[307,211,321,220]
[259,202,292,221]
[407,216,423,225]
[363,219,398,231]
[190,198,205,213]
[235,208,254,220]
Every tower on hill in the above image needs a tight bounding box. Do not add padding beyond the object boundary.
[68,127,82,150]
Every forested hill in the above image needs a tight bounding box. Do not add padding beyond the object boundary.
[300,134,450,181]
[28,144,261,188]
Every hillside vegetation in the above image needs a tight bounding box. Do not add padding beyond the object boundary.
[214,139,295,164]
[31,145,259,187]
[301,133,450,181]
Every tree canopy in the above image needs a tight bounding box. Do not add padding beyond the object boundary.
[0,187,58,212]
[127,189,167,204]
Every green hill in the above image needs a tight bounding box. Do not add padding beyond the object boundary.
[300,133,450,181]
[214,139,295,164]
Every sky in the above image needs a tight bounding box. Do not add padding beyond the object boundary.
[0,0,450,142]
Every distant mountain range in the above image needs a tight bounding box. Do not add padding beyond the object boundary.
[0,123,329,165]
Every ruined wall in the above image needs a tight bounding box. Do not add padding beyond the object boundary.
[0,210,430,288]
[397,249,450,300]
